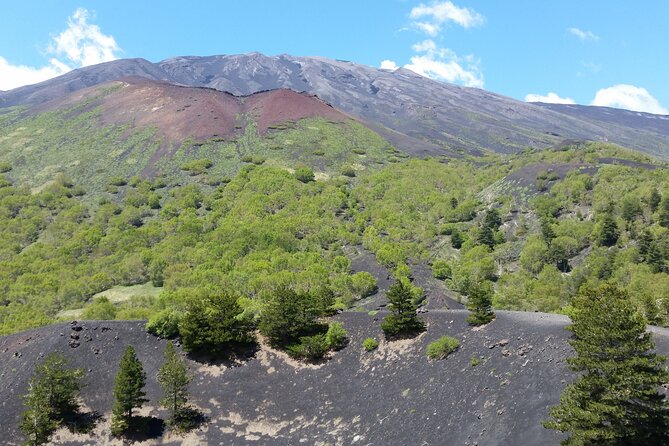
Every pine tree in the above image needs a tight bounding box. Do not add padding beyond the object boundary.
[649,188,662,213]
[381,280,425,337]
[545,284,669,445]
[179,291,254,355]
[19,352,84,445]
[597,213,619,247]
[158,343,192,424]
[111,346,147,436]
[466,280,495,326]
[660,197,669,228]
[20,380,59,445]
[540,217,556,244]
[34,352,85,418]
[477,224,495,248]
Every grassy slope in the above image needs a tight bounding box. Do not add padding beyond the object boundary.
[0,96,397,200]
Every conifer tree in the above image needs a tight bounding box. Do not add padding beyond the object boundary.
[545,284,669,445]
[597,213,619,247]
[381,280,425,337]
[660,197,669,228]
[111,346,147,436]
[158,342,192,425]
[20,380,59,445]
[20,352,84,445]
[179,291,254,355]
[466,280,495,326]
[649,188,662,213]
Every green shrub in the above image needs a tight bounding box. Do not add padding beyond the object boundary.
[241,155,253,163]
[363,337,379,351]
[294,166,315,183]
[251,156,266,165]
[0,162,11,173]
[325,322,348,350]
[109,176,127,186]
[81,296,117,320]
[286,333,329,360]
[352,148,366,155]
[146,309,182,339]
[341,165,356,177]
[432,259,451,280]
[426,336,460,360]
[180,158,213,175]
[350,272,378,298]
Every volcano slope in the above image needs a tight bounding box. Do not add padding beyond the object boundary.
[3,54,669,158]
[3,311,669,445]
[0,78,396,198]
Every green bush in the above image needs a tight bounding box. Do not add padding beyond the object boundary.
[426,336,460,360]
[350,272,378,298]
[0,162,12,173]
[146,309,182,339]
[341,165,356,177]
[432,259,451,280]
[294,166,315,183]
[363,337,379,351]
[286,333,329,360]
[180,158,213,175]
[109,176,127,186]
[325,322,348,350]
[82,296,117,320]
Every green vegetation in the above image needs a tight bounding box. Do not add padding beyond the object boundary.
[466,280,495,326]
[362,337,379,351]
[20,353,85,445]
[158,343,196,431]
[111,346,148,437]
[545,284,669,444]
[178,290,254,355]
[381,280,425,338]
[1,139,669,338]
[426,336,460,360]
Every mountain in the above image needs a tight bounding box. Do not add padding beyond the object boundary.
[2,53,668,158]
[0,77,396,195]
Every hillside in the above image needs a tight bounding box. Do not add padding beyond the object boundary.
[1,54,668,158]
[6,310,669,445]
[0,78,396,197]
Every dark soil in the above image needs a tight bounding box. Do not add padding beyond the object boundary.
[3,312,669,445]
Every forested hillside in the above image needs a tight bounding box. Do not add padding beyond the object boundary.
[2,140,668,335]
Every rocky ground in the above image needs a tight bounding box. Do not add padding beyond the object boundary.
[2,311,669,445]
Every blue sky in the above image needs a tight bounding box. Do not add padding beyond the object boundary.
[1,1,667,114]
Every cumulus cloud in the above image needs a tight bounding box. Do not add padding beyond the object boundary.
[410,1,485,35]
[404,39,484,88]
[525,92,576,104]
[49,8,120,66]
[0,8,120,91]
[568,27,599,41]
[591,84,668,114]
[380,60,399,71]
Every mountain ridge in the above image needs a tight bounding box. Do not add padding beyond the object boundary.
[2,53,668,158]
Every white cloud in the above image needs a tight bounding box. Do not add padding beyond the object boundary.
[0,8,120,91]
[525,92,576,104]
[0,57,70,91]
[410,1,485,35]
[380,60,399,70]
[404,40,483,88]
[568,27,599,41]
[591,84,668,114]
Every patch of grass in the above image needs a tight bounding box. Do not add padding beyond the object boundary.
[426,336,460,360]
[362,337,379,351]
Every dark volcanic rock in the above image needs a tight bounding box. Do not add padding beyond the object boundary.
[2,53,668,158]
[2,312,669,445]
